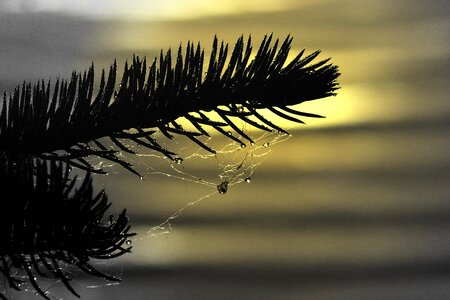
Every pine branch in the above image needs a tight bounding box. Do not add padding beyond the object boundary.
[0,157,134,299]
[0,34,340,176]
[0,34,340,299]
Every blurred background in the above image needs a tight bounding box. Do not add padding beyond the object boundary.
[1,0,450,299]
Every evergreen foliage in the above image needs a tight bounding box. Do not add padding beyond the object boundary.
[0,34,339,299]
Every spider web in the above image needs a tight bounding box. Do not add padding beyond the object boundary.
[0,257,122,300]
[13,112,291,299]
[87,111,292,238]
[139,119,291,238]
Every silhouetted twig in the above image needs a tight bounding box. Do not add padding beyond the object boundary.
[0,34,339,299]
[0,34,339,176]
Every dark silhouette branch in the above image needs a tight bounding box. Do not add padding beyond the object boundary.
[0,34,340,299]
[0,157,134,299]
[0,34,339,176]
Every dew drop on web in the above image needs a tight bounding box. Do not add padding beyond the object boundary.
[217,180,229,194]
[174,157,183,164]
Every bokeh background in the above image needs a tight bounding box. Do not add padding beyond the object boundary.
[1,1,450,299]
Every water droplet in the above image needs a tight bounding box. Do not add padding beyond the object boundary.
[108,215,114,225]
[217,180,229,195]
[174,157,183,164]
[240,144,246,149]
[263,142,270,148]
[126,240,132,245]
[139,176,144,181]
[227,131,232,136]
[250,142,255,146]
[244,177,251,183]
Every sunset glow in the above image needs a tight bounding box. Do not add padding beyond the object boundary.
[1,2,449,298]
